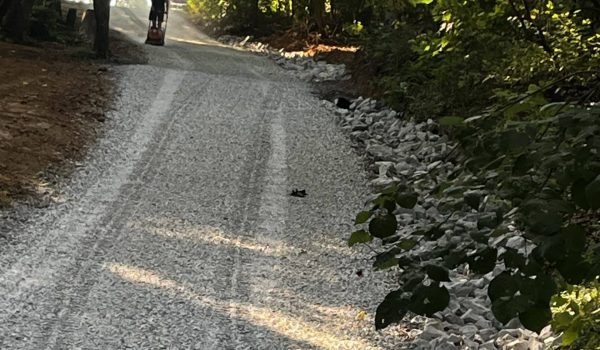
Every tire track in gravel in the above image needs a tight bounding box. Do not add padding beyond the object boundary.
[45,72,204,349]
[223,82,281,348]
[238,100,290,347]
[0,69,188,348]
[51,75,284,350]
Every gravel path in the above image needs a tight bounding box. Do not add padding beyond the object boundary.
[0,6,406,349]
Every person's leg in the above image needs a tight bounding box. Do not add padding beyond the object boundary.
[151,0,164,28]
[157,5,164,29]
[149,8,157,28]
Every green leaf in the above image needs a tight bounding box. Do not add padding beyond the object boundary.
[492,227,509,237]
[409,0,434,5]
[561,225,586,253]
[539,235,566,263]
[532,273,557,304]
[397,256,416,268]
[488,272,518,301]
[398,239,418,251]
[517,272,556,307]
[492,297,528,325]
[464,114,486,123]
[551,293,569,309]
[348,230,373,247]
[542,153,562,169]
[504,102,533,119]
[521,257,543,277]
[572,178,590,209]
[501,248,526,269]
[372,195,391,208]
[500,130,531,153]
[375,291,409,330]
[444,250,467,269]
[401,270,425,290]
[491,299,513,324]
[528,84,540,93]
[439,116,464,126]
[483,155,506,170]
[373,195,397,214]
[540,101,566,114]
[552,310,572,327]
[369,214,398,238]
[424,264,451,282]
[512,154,534,176]
[470,231,489,244]
[585,175,600,209]
[355,211,372,225]
[557,255,592,284]
[380,183,399,195]
[383,198,397,213]
[469,248,497,274]
[408,284,450,316]
[396,191,418,209]
[464,191,481,211]
[529,212,562,236]
[374,249,400,270]
[547,199,575,215]
[519,307,552,333]
[562,325,580,346]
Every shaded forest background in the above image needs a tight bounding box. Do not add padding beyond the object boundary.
[0,0,110,55]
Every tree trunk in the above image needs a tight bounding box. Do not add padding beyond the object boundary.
[0,0,10,25]
[329,0,337,21]
[247,0,259,27]
[65,7,76,29]
[52,0,61,19]
[3,0,34,41]
[308,0,325,31]
[291,0,306,20]
[93,0,110,58]
[232,0,259,29]
[3,0,22,40]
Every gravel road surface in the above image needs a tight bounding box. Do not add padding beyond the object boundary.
[0,6,406,349]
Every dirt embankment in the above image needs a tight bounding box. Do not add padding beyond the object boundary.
[0,42,111,206]
[0,33,145,207]
[259,30,377,101]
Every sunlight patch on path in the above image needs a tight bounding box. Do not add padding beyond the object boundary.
[126,218,293,257]
[109,263,381,350]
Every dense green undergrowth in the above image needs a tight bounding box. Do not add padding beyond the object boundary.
[352,0,600,347]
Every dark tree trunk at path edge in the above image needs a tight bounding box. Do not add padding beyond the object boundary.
[3,0,35,41]
[93,0,110,58]
[309,0,325,31]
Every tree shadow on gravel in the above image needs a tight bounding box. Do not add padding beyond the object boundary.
[94,213,405,349]
[106,261,376,349]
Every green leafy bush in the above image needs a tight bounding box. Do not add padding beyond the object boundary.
[342,21,364,36]
[353,86,600,333]
[551,281,600,348]
[187,0,228,20]
[349,0,600,336]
